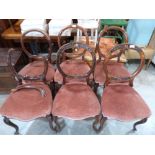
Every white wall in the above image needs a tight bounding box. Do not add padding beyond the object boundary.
[127,19,155,46]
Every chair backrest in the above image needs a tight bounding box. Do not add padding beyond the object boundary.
[103,44,145,86]
[20,29,53,63]
[58,24,90,59]
[58,24,89,47]
[8,48,48,83]
[56,42,96,84]
[96,26,128,61]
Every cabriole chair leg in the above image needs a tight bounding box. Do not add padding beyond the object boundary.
[93,114,107,133]
[47,115,65,133]
[3,117,20,135]
[133,118,148,131]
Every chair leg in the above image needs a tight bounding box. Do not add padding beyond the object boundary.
[54,82,61,97]
[132,118,148,131]
[145,59,152,70]
[94,83,99,95]
[93,114,107,133]
[51,81,56,99]
[3,117,20,135]
[47,114,64,133]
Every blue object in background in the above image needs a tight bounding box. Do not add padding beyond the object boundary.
[127,19,155,46]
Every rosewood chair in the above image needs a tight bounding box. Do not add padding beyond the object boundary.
[0,49,55,134]
[54,24,91,86]
[94,26,130,87]
[52,42,101,132]
[18,29,55,86]
[93,44,151,132]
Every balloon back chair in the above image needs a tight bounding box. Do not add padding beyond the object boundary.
[18,29,55,95]
[94,26,130,88]
[93,44,151,132]
[0,48,55,134]
[54,24,91,87]
[52,42,101,132]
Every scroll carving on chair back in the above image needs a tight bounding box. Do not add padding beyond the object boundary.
[8,48,48,83]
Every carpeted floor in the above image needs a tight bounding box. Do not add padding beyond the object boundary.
[0,63,155,135]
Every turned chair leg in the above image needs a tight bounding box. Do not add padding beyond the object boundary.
[133,118,148,131]
[47,114,65,132]
[93,114,107,133]
[3,117,20,135]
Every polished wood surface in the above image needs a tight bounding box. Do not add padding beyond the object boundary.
[2,27,21,39]
[1,20,23,40]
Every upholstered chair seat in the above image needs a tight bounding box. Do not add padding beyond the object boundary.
[0,83,52,121]
[94,61,130,85]
[101,84,151,121]
[19,61,55,82]
[54,60,91,84]
[52,82,100,120]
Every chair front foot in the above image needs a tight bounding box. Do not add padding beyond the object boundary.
[133,118,148,131]
[3,117,20,135]
[93,114,107,133]
[47,115,65,133]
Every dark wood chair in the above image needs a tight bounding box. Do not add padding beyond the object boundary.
[52,42,101,132]
[18,29,55,85]
[54,24,91,85]
[94,26,130,87]
[93,44,151,132]
[0,49,55,134]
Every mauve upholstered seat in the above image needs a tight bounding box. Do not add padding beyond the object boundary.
[54,59,91,84]
[94,61,130,85]
[0,83,52,121]
[52,82,100,120]
[101,84,151,121]
[19,61,55,82]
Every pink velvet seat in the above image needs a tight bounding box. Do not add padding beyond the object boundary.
[52,82,100,120]
[0,83,52,121]
[54,59,91,84]
[19,61,55,82]
[101,84,151,121]
[94,61,130,85]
